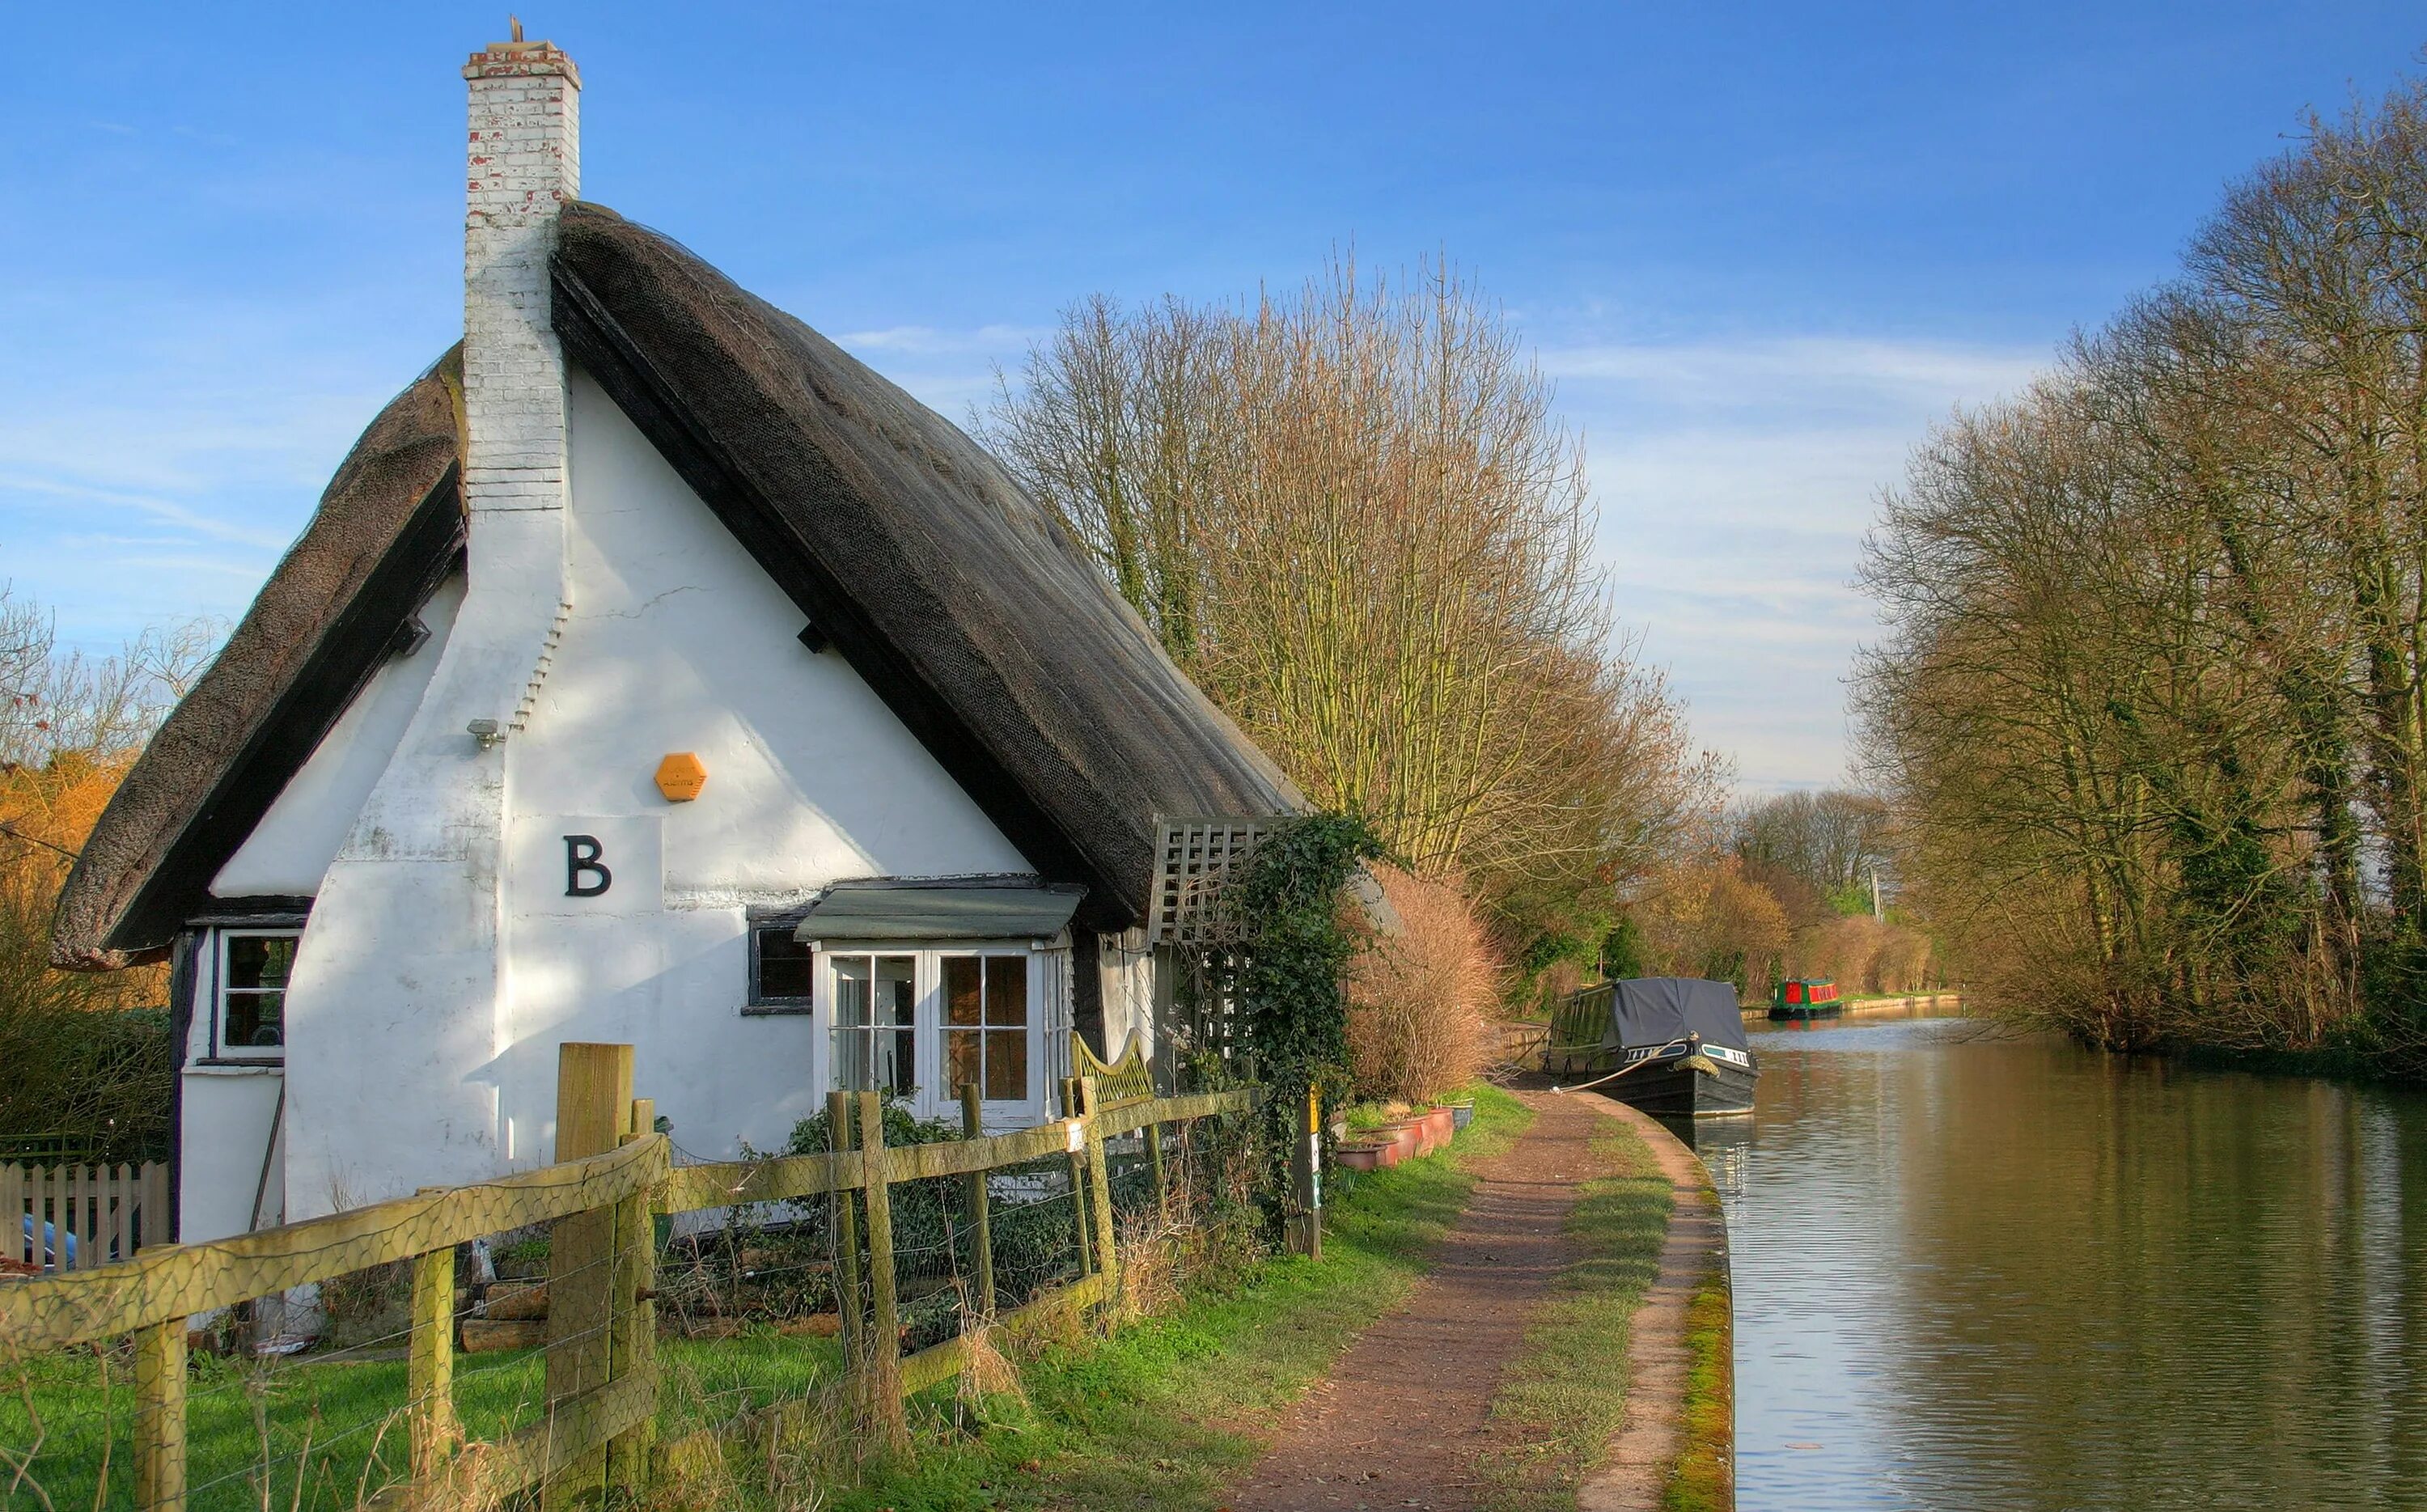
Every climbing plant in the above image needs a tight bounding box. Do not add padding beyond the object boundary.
[1227,811,1386,1099]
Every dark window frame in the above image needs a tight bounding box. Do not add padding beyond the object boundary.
[743,907,815,1014]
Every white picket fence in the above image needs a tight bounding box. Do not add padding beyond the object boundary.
[2,1160,170,1272]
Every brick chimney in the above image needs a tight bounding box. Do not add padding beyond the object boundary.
[462,33,581,516]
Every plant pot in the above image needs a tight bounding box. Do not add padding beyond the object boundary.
[1445,1100,1476,1132]
[1420,1107,1455,1150]
[1379,1119,1427,1159]
[1336,1140,1398,1172]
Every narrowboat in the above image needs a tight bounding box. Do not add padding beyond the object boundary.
[1545,976,1758,1117]
[1768,977,1843,1020]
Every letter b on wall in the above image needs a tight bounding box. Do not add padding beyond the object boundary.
[564,834,612,896]
[510,815,663,917]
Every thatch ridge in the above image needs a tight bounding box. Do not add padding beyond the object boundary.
[50,354,465,968]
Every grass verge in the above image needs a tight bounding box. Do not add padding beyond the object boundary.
[1661,1260,1734,1512]
[0,1331,839,1510]
[0,1086,1533,1512]
[1476,1110,1674,1512]
[771,1083,1534,1512]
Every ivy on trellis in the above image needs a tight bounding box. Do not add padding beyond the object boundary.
[1226,810,1385,1108]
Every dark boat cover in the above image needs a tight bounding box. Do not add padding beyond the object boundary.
[1603,977,1750,1054]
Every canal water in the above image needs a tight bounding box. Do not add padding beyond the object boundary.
[1705,1007,2427,1510]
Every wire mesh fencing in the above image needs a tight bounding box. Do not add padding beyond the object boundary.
[0,1048,1262,1510]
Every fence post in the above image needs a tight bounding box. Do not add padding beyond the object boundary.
[854,1090,909,1454]
[1285,1082,1323,1260]
[828,1091,862,1362]
[1145,1114,1170,1227]
[542,1042,633,1512]
[1061,1078,1093,1277]
[608,1095,659,1496]
[1078,1078,1118,1290]
[959,1083,997,1316]
[408,1188,460,1476]
[133,1311,185,1511]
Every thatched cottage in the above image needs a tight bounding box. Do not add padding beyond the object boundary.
[49,34,1296,1243]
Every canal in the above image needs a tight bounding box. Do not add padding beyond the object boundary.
[1710,1007,2427,1510]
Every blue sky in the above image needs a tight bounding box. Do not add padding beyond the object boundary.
[2,3,2419,789]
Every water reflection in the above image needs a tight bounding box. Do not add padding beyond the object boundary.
[1730,1012,2427,1510]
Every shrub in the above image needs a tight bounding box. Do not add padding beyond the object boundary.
[1345,866,1498,1103]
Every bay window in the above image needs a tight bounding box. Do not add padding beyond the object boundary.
[813,946,1053,1120]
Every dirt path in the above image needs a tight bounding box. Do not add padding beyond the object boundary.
[1222,1091,1604,1512]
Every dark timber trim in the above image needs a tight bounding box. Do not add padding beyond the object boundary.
[104,476,468,955]
[552,267,1136,933]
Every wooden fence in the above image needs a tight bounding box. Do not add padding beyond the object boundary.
[0,1043,1256,1510]
[3,1160,169,1273]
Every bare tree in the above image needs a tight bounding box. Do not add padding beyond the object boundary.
[985,257,1723,964]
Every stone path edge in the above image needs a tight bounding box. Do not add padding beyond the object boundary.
[1569,1091,1734,1512]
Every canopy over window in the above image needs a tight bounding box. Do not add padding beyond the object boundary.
[795,880,1086,944]
[1600,977,1750,1053]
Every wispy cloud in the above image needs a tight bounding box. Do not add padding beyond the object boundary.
[1552,332,2050,790]
[837,323,1048,356]
[1543,336,2045,407]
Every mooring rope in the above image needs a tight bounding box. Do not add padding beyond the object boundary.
[1548,1035,1701,1095]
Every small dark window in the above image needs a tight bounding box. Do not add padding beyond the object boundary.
[217,930,299,1058]
[750,917,814,1008]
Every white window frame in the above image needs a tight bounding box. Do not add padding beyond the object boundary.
[211,928,300,1064]
[810,942,1053,1124]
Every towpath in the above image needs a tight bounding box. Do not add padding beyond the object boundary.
[1221,1087,1724,1512]
[1222,1090,1603,1511]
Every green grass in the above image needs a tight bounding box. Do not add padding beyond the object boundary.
[1,1086,1555,1512]
[1661,1261,1734,1512]
[782,1083,1535,1512]
[0,1330,840,1510]
[1476,1112,1674,1512]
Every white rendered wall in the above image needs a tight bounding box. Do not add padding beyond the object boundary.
[274,367,1039,1212]
[180,1069,283,1242]
[176,974,285,1243]
[1098,930,1158,1062]
[488,370,1034,1165]
[212,575,467,898]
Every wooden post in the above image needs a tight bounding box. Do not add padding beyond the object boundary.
[1285,1082,1323,1260]
[607,1095,658,1496]
[854,1090,909,1453]
[1078,1077,1118,1287]
[0,1163,19,1266]
[827,1091,862,1362]
[1061,1078,1092,1277]
[133,1311,185,1511]
[543,1042,632,1512]
[408,1224,459,1472]
[959,1083,997,1317]
[1145,1115,1170,1228]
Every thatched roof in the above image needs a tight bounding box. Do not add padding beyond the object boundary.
[53,205,1297,965]
[51,354,465,969]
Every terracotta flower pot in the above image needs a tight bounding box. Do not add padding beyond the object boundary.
[1379,1119,1425,1159]
[1421,1107,1455,1150]
[1336,1140,1397,1172]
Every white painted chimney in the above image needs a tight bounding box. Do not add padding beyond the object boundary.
[275,32,589,1222]
[462,32,581,518]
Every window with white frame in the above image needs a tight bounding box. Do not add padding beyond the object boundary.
[818,947,1046,1118]
[215,930,299,1060]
